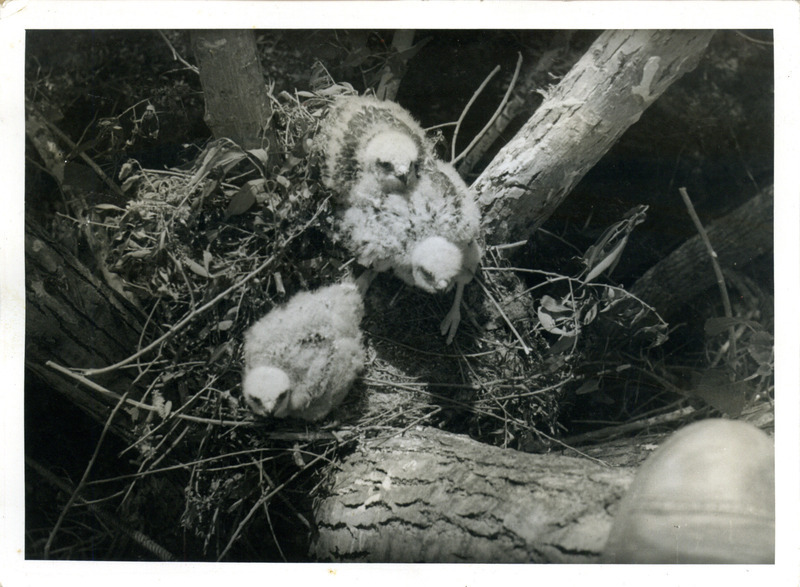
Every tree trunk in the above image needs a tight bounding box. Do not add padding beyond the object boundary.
[473,29,715,245]
[25,220,146,437]
[191,30,277,153]
[631,185,773,319]
[311,427,636,563]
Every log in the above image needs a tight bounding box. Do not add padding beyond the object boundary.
[311,427,636,563]
[473,29,715,245]
[25,220,146,435]
[631,185,773,319]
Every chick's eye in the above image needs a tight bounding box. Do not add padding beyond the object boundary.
[377,161,393,173]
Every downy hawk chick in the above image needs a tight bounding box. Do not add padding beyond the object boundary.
[242,282,365,421]
[337,160,482,343]
[314,94,434,203]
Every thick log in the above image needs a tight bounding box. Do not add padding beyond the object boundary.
[631,185,773,318]
[473,29,715,245]
[25,220,146,433]
[311,427,635,563]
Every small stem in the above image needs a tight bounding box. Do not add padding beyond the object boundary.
[215,450,330,561]
[46,361,248,427]
[450,64,501,162]
[560,406,699,447]
[38,110,125,200]
[28,457,175,561]
[453,52,523,167]
[476,275,531,355]
[43,391,130,559]
[157,30,200,74]
[678,187,736,360]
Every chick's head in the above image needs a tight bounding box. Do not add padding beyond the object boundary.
[358,130,421,195]
[243,365,292,417]
[411,236,464,293]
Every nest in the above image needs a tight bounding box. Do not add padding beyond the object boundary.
[62,80,671,561]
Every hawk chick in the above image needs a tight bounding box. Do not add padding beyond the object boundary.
[314,95,433,202]
[336,160,482,343]
[242,282,365,421]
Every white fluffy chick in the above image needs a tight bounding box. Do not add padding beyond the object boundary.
[242,282,365,421]
[314,95,433,202]
[336,160,482,343]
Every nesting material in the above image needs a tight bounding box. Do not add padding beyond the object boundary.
[242,282,366,421]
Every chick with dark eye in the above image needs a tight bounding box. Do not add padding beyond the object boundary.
[314,94,433,204]
[242,282,365,421]
[335,160,482,344]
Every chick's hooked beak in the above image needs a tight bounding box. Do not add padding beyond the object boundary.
[411,236,463,294]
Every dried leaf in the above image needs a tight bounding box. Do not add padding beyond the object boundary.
[124,249,152,259]
[575,379,600,395]
[747,330,774,366]
[184,257,210,278]
[202,250,213,273]
[94,203,126,212]
[292,443,306,468]
[118,161,135,181]
[692,369,747,417]
[540,295,571,313]
[582,303,598,325]
[537,306,557,330]
[225,181,261,219]
[120,175,139,193]
[247,148,270,165]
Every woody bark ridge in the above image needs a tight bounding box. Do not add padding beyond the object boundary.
[474,30,715,246]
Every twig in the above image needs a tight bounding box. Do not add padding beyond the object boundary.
[559,406,698,446]
[475,275,532,355]
[37,110,125,200]
[450,64,501,162]
[27,457,175,561]
[215,449,330,561]
[45,361,248,427]
[678,187,736,359]
[167,250,196,308]
[81,197,330,376]
[453,52,523,167]
[366,331,497,358]
[734,30,774,46]
[371,406,443,446]
[43,391,130,559]
[157,30,200,74]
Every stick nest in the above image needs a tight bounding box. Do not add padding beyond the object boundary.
[67,78,669,561]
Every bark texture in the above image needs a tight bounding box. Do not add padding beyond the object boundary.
[191,30,277,152]
[25,220,146,432]
[473,29,715,245]
[311,427,635,563]
[631,185,773,319]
